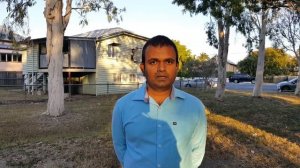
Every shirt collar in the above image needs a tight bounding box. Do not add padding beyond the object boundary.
[132,82,185,102]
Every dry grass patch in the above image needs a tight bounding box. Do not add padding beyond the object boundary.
[0,88,300,168]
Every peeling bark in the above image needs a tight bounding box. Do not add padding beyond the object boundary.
[43,0,71,116]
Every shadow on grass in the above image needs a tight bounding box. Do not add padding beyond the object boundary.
[188,89,300,145]
[203,110,300,168]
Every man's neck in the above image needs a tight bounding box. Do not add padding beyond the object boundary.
[147,85,172,105]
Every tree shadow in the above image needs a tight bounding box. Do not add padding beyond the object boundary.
[200,111,300,167]
[201,90,300,145]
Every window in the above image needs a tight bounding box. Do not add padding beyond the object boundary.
[113,73,121,83]
[6,54,12,62]
[129,74,136,82]
[39,43,48,68]
[0,54,6,62]
[12,54,18,62]
[17,54,22,62]
[108,43,120,58]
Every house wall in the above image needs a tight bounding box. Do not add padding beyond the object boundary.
[95,35,146,95]
[24,44,39,73]
[81,73,96,94]
[226,63,237,72]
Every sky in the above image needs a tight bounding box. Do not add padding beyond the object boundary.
[0,0,265,64]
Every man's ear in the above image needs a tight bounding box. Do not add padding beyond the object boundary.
[176,63,179,72]
[140,63,145,76]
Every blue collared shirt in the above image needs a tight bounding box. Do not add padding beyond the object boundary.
[112,84,207,168]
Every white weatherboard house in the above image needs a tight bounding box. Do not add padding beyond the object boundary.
[24,27,148,95]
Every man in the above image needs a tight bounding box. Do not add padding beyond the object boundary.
[112,35,207,168]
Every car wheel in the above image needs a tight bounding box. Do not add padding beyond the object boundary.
[251,80,255,84]
[281,86,290,92]
[234,79,239,83]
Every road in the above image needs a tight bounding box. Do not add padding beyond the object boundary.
[225,82,278,92]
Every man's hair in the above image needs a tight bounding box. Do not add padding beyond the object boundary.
[141,35,179,64]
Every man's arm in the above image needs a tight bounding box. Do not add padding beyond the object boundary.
[112,103,126,166]
[191,106,207,168]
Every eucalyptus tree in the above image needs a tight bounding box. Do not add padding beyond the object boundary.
[270,8,300,95]
[238,0,297,97]
[173,0,245,100]
[1,0,124,116]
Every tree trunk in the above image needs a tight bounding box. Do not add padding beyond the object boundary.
[295,56,300,96]
[44,0,65,116]
[215,20,230,100]
[252,9,267,97]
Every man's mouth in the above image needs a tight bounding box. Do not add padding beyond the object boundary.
[156,75,168,79]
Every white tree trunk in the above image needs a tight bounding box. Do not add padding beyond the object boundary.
[215,20,230,100]
[44,0,71,116]
[252,9,267,97]
[295,57,300,95]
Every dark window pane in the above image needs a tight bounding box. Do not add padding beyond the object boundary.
[17,54,22,62]
[7,54,12,62]
[0,53,6,61]
[13,54,18,62]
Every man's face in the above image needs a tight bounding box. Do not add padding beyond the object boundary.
[140,45,178,91]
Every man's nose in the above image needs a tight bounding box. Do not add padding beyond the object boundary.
[158,62,166,72]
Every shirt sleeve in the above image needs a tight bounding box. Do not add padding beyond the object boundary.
[112,102,126,166]
[191,105,207,168]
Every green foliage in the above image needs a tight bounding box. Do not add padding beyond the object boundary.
[173,40,193,76]
[237,1,297,52]
[1,0,125,32]
[1,0,36,27]
[237,54,257,76]
[226,71,234,78]
[180,56,217,78]
[198,52,210,62]
[74,0,125,26]
[269,8,300,58]
[172,0,245,48]
[238,48,296,76]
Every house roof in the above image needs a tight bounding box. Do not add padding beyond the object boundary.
[73,27,131,38]
[227,60,237,66]
[73,27,149,41]
[30,27,148,42]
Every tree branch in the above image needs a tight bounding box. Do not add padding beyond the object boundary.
[63,0,72,31]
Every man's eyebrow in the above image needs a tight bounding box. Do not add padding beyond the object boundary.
[147,58,176,61]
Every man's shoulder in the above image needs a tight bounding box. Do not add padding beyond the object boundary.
[116,87,143,106]
[176,88,203,104]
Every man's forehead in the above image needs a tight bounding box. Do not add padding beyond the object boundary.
[145,45,176,57]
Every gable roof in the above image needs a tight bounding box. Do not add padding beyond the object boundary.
[73,27,130,38]
[73,27,148,41]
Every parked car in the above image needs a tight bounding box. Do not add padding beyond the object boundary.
[184,78,205,88]
[277,78,298,92]
[229,73,255,84]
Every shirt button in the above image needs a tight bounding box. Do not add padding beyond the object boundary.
[157,164,161,168]
[158,124,162,128]
[158,144,162,148]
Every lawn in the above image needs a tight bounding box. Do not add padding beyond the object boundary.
[0,88,299,168]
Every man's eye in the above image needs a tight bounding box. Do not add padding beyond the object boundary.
[149,60,157,65]
[166,59,174,64]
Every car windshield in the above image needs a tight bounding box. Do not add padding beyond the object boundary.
[289,78,297,83]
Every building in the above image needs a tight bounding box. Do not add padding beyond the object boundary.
[0,27,27,86]
[24,27,148,95]
[226,60,238,73]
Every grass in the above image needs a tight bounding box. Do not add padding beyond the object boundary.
[0,88,299,167]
